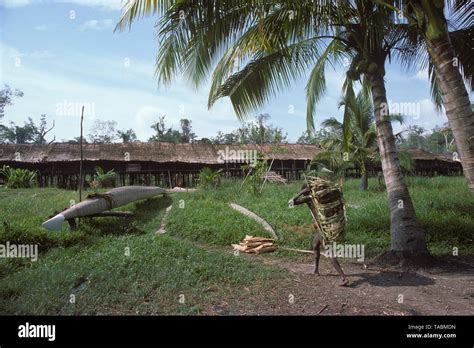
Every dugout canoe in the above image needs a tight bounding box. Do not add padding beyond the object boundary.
[42,186,166,231]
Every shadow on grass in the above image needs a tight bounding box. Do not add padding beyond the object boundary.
[133,195,172,221]
[80,195,172,236]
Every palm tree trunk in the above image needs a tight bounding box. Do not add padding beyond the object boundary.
[368,66,428,258]
[427,37,474,194]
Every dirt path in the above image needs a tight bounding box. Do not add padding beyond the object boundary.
[199,247,474,315]
[158,233,473,315]
[246,255,474,315]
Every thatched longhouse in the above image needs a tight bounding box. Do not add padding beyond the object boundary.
[0,143,319,188]
[0,143,462,188]
[404,148,462,176]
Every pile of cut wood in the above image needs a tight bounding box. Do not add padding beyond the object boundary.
[262,171,287,184]
[232,235,277,254]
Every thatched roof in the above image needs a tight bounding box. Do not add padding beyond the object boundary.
[0,143,321,164]
[0,143,461,166]
[404,148,460,163]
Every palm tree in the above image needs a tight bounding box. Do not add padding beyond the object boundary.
[316,88,411,190]
[316,88,378,190]
[116,0,429,259]
[376,0,473,193]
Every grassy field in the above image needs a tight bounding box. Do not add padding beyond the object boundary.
[167,176,473,255]
[0,176,472,314]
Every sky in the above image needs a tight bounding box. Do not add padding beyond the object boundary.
[0,0,463,143]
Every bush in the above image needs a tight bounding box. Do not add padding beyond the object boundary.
[0,166,38,188]
[90,166,117,189]
[242,160,268,195]
[198,167,222,188]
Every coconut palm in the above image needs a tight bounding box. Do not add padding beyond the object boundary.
[374,0,473,193]
[317,88,378,190]
[316,88,412,190]
[116,0,429,259]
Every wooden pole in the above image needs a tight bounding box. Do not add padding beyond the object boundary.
[79,106,84,202]
[260,157,274,194]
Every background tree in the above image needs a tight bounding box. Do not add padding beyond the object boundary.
[0,118,37,144]
[297,128,332,145]
[0,84,23,119]
[149,115,168,142]
[179,119,196,143]
[0,115,55,144]
[149,116,195,143]
[397,123,457,153]
[315,89,379,190]
[34,114,55,144]
[379,0,473,193]
[403,125,426,149]
[212,114,287,144]
[117,129,137,143]
[88,120,117,144]
[212,131,239,144]
[197,137,213,144]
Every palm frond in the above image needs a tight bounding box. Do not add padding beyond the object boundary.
[321,117,343,132]
[306,38,348,132]
[340,78,355,151]
[116,0,175,31]
[447,0,473,29]
[208,38,325,121]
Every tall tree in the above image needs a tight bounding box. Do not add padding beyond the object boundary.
[179,118,196,143]
[116,0,429,260]
[316,89,379,190]
[316,89,410,190]
[377,0,474,193]
[34,114,55,144]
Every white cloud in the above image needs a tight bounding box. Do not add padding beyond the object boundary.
[0,0,32,8]
[55,0,124,11]
[134,106,167,140]
[80,18,114,31]
[0,45,54,66]
[390,98,447,134]
[0,42,239,142]
[414,69,429,82]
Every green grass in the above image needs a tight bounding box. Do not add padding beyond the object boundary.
[166,197,273,245]
[0,187,284,314]
[0,188,172,277]
[0,234,282,314]
[0,176,472,314]
[167,177,473,256]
